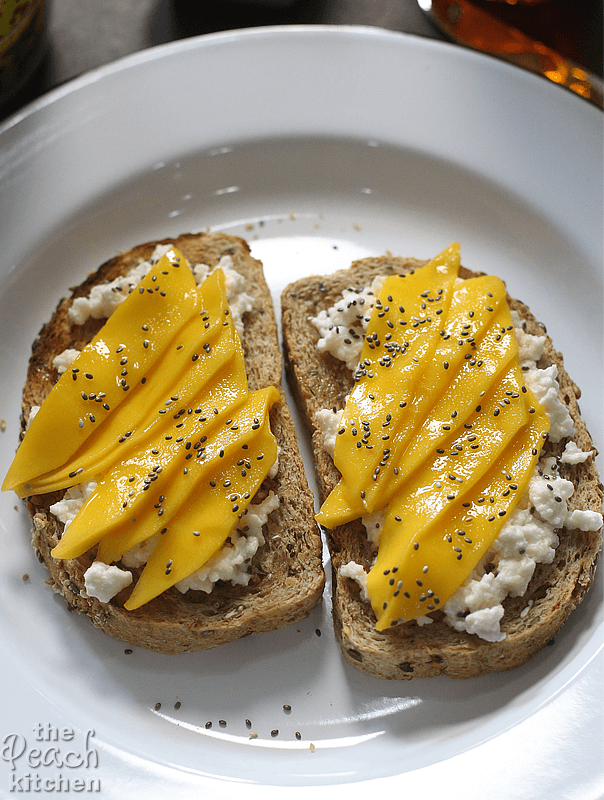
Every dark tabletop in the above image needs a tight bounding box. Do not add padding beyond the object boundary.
[1,0,602,123]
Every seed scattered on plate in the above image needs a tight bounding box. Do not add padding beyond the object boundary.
[283,704,292,714]
[174,701,181,710]
[154,702,161,711]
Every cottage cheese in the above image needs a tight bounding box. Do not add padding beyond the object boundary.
[174,491,280,594]
[315,408,343,458]
[191,255,254,338]
[52,349,80,374]
[566,509,603,531]
[523,364,575,443]
[50,481,98,530]
[310,276,384,371]
[317,278,602,641]
[560,440,593,465]
[68,245,166,325]
[27,406,40,428]
[68,246,254,338]
[510,310,547,364]
[47,249,272,603]
[361,508,386,547]
[84,561,133,603]
[340,561,370,601]
[442,479,560,641]
[51,488,280,601]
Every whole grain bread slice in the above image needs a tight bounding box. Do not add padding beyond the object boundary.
[282,255,603,679]
[17,232,324,654]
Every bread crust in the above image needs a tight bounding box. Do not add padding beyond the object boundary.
[19,232,324,653]
[282,255,603,679]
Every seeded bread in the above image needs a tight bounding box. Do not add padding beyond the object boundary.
[17,232,324,654]
[282,255,603,679]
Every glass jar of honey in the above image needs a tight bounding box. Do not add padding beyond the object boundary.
[0,0,46,105]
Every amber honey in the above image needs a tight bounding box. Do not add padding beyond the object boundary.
[0,0,46,104]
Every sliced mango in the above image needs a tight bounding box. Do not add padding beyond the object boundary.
[316,244,550,631]
[366,366,530,554]
[3,248,199,496]
[52,384,279,609]
[4,244,282,610]
[318,243,461,524]
[51,381,278,560]
[367,398,548,630]
[25,269,236,496]
[124,419,277,609]
[316,272,515,526]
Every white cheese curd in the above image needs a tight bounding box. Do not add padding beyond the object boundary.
[268,447,280,480]
[84,561,133,603]
[523,364,575,442]
[442,462,594,642]
[339,561,370,602]
[175,491,281,594]
[52,489,281,597]
[560,440,594,464]
[50,481,97,530]
[511,310,547,364]
[52,348,80,374]
[528,471,574,528]
[310,276,384,371]
[316,407,343,458]
[361,508,386,547]
[460,606,505,641]
[120,535,158,568]
[26,406,40,428]
[68,252,157,324]
[68,247,254,333]
[565,509,603,531]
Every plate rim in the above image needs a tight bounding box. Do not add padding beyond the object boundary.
[0,22,602,799]
[2,23,602,137]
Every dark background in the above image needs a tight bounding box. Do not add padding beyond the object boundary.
[1,0,602,122]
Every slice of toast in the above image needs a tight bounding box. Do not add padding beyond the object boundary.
[16,232,324,654]
[282,255,602,679]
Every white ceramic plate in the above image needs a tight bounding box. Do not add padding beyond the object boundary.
[0,26,601,800]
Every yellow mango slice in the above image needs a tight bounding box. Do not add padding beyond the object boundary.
[52,385,279,561]
[318,244,461,524]
[26,269,236,495]
[124,420,278,610]
[370,366,530,546]
[3,248,199,496]
[316,272,514,526]
[385,292,519,502]
[367,394,549,630]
